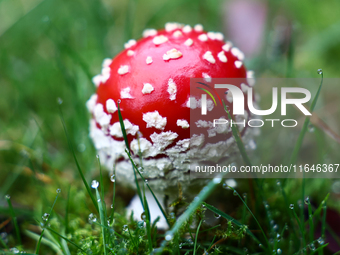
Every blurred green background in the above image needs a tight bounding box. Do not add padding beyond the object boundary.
[1,0,340,253]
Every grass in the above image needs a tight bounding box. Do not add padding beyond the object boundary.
[1,0,340,254]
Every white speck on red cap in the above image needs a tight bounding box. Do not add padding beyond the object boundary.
[194,24,203,32]
[106,99,117,113]
[120,87,134,98]
[215,32,224,41]
[86,94,98,113]
[165,22,181,32]
[167,78,177,100]
[127,50,134,56]
[241,83,248,93]
[177,119,190,129]
[187,96,198,109]
[102,58,112,68]
[222,41,233,52]
[182,25,192,33]
[247,71,255,86]
[163,48,182,61]
[130,137,152,156]
[92,75,102,87]
[109,120,139,137]
[153,35,168,45]
[202,73,211,82]
[143,111,167,130]
[235,60,243,68]
[117,65,129,75]
[142,83,154,94]
[146,56,153,64]
[217,51,227,63]
[150,131,178,151]
[94,104,112,128]
[124,39,136,49]
[203,51,216,64]
[173,30,183,37]
[184,38,193,46]
[142,29,157,38]
[198,34,208,42]
[207,32,216,40]
[231,47,245,61]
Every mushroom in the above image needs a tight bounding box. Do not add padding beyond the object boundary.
[87,22,255,198]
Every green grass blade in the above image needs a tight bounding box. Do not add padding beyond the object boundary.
[110,164,116,226]
[5,195,21,245]
[222,100,252,167]
[203,203,260,244]
[35,191,60,254]
[58,105,98,213]
[125,151,171,228]
[46,227,88,254]
[292,207,306,252]
[193,219,202,255]
[143,189,153,252]
[289,71,324,165]
[155,176,223,254]
[117,101,144,210]
[94,184,107,255]
[25,230,63,255]
[307,198,314,243]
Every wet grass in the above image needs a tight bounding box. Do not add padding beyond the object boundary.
[1,0,340,254]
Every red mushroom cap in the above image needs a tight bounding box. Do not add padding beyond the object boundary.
[87,23,255,192]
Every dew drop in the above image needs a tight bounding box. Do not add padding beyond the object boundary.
[56,188,61,193]
[317,237,324,245]
[141,212,147,221]
[88,213,97,223]
[144,179,148,184]
[91,180,99,189]
[57,98,63,104]
[259,243,263,249]
[77,143,86,152]
[277,248,282,254]
[5,194,10,200]
[308,124,315,133]
[165,232,173,241]
[276,180,281,186]
[110,204,114,209]
[42,213,50,221]
[214,213,221,219]
[138,166,144,174]
[289,204,294,210]
[96,154,100,159]
[110,174,115,183]
[97,198,101,202]
[304,196,310,205]
[242,193,247,199]
[310,243,316,251]
[169,212,176,220]
[117,99,122,104]
[285,223,289,230]
[213,176,222,184]
[277,233,281,242]
[10,248,20,254]
[123,224,128,231]
[317,69,323,75]
[233,190,238,196]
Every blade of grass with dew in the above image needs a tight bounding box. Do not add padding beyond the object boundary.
[289,70,324,165]
[230,188,269,249]
[202,202,260,244]
[307,198,314,244]
[5,196,21,245]
[292,207,306,251]
[117,101,144,209]
[125,151,171,228]
[35,190,60,254]
[0,231,9,249]
[24,230,63,255]
[222,100,252,167]
[65,186,71,234]
[58,105,98,212]
[110,164,116,226]
[45,227,88,254]
[193,219,202,255]
[143,188,153,252]
[154,176,224,254]
[94,185,108,255]
[97,156,109,244]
